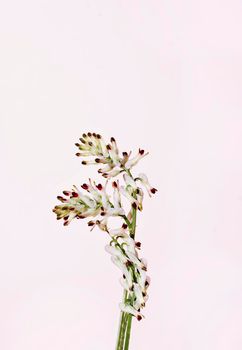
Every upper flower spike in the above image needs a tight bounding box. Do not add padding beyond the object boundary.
[75,133,149,178]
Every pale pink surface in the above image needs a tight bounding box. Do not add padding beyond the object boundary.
[1,0,242,349]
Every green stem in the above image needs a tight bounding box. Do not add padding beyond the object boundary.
[116,312,127,350]
[124,314,132,349]
[116,291,128,350]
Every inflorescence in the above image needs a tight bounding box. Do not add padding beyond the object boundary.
[53,132,157,321]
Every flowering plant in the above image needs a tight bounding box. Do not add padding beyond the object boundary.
[52,133,157,350]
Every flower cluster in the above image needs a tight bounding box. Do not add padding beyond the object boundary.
[53,132,157,321]
[53,179,124,227]
[105,226,150,320]
[75,132,149,178]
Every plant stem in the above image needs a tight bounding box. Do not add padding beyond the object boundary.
[124,314,132,349]
[116,312,127,350]
[116,291,128,350]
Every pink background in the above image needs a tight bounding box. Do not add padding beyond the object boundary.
[1,0,242,349]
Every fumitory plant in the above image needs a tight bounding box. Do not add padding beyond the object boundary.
[52,132,157,350]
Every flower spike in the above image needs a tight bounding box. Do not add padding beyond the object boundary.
[52,132,157,346]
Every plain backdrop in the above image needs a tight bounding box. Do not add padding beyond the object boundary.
[1,1,242,349]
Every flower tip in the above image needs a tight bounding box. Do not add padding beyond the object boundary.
[82,161,87,165]
[132,202,137,209]
[151,188,157,194]
[79,137,86,144]
[138,204,143,211]
[75,153,81,157]
[81,183,89,190]
[87,221,95,226]
[57,195,66,202]
[135,241,141,248]
[137,315,142,321]
[112,181,118,188]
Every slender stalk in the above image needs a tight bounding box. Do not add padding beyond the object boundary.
[116,311,128,350]
[116,291,128,350]
[124,314,132,349]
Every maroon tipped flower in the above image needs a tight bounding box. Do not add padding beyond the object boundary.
[52,132,157,350]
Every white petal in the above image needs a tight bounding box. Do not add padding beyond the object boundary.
[125,151,148,169]
[119,303,143,319]
[120,186,138,206]
[109,227,128,238]
[123,174,137,188]
[103,168,123,178]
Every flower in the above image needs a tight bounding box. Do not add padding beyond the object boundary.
[125,149,149,169]
[119,303,143,321]
[135,173,157,197]
[75,133,149,178]
[53,179,125,226]
[104,229,150,319]
[53,132,157,323]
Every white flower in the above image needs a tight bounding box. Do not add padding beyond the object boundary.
[135,173,157,197]
[111,256,133,289]
[53,132,156,321]
[96,134,109,157]
[108,226,128,238]
[75,133,125,177]
[112,181,122,210]
[105,244,126,262]
[123,173,137,189]
[120,186,139,208]
[136,266,148,290]
[107,140,120,166]
[104,207,125,217]
[98,163,115,174]
[119,276,131,291]
[125,149,149,169]
[102,167,124,179]
[133,283,146,308]
[119,303,143,321]
[88,218,108,232]
[136,187,144,211]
